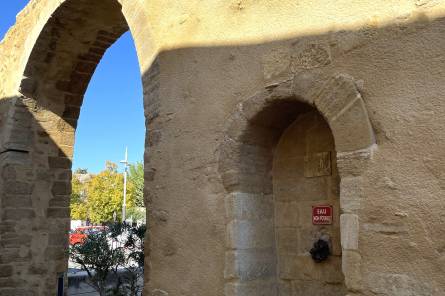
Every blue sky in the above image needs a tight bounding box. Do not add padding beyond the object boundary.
[1,1,145,173]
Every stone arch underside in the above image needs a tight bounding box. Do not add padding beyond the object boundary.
[219,73,375,295]
[0,0,157,295]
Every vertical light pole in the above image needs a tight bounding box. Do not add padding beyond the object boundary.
[120,147,129,222]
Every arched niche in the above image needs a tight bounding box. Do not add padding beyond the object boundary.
[273,108,345,295]
[219,73,375,296]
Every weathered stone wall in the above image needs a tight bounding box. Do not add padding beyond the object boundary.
[2,0,445,295]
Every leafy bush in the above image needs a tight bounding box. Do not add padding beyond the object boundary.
[70,223,145,296]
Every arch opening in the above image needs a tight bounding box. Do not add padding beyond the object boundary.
[0,0,150,294]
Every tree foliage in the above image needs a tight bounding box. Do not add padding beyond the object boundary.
[70,161,138,223]
[86,164,135,223]
[71,176,88,220]
[128,162,144,207]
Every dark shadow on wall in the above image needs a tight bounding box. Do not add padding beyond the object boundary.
[145,13,445,296]
[0,10,445,295]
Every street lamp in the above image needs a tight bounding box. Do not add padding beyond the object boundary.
[120,147,129,222]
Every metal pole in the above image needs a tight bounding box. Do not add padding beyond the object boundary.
[120,147,129,222]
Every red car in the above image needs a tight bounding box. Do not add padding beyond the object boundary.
[69,226,107,245]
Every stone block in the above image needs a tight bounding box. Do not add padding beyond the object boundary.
[342,250,362,291]
[277,280,292,296]
[4,181,34,195]
[274,175,328,202]
[292,279,347,295]
[314,74,359,121]
[292,71,325,104]
[0,265,13,278]
[292,43,331,70]
[340,176,363,213]
[1,233,32,248]
[225,249,276,281]
[276,227,299,253]
[0,222,16,234]
[74,61,97,74]
[4,209,35,221]
[64,94,83,105]
[48,232,68,247]
[48,195,70,208]
[0,151,31,165]
[337,148,373,177]
[51,181,71,195]
[48,157,71,169]
[225,192,273,221]
[279,254,344,283]
[44,247,66,261]
[265,80,294,101]
[51,132,75,146]
[0,248,31,264]
[28,264,47,275]
[0,278,20,288]
[329,99,374,152]
[225,280,278,296]
[11,108,33,129]
[68,74,90,94]
[224,251,237,280]
[55,119,75,133]
[36,168,54,181]
[275,202,299,227]
[47,207,70,219]
[340,214,359,250]
[222,170,272,195]
[226,219,275,249]
[1,164,18,181]
[3,194,32,208]
[240,93,269,123]
[365,272,436,296]
[4,128,32,151]
[262,49,292,81]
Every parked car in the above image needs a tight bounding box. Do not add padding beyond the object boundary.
[69,226,107,245]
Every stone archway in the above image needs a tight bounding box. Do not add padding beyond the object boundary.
[219,73,375,295]
[0,0,156,294]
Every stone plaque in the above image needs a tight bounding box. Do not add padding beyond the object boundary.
[304,152,331,177]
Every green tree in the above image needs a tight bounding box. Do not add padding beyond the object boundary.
[70,223,145,296]
[128,162,144,207]
[86,162,135,223]
[71,176,88,220]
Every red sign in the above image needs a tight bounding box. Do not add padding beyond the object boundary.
[312,205,333,225]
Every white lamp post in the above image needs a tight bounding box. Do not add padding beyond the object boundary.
[120,147,129,222]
